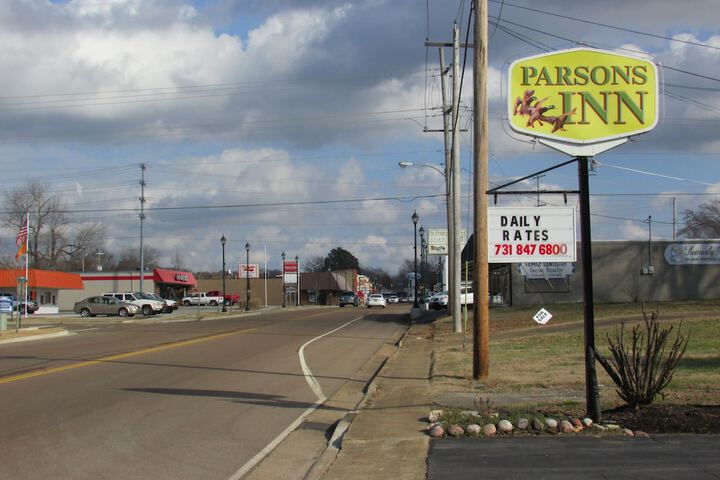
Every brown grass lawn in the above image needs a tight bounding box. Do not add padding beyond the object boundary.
[431,300,720,411]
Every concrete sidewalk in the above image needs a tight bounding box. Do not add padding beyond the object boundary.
[317,315,437,480]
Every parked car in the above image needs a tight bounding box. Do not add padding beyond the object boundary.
[387,295,399,304]
[146,293,178,313]
[2,295,40,314]
[429,291,449,310]
[17,300,39,314]
[339,291,360,307]
[206,290,240,306]
[181,292,225,306]
[429,288,474,310]
[102,292,165,316]
[74,296,140,318]
[366,293,387,308]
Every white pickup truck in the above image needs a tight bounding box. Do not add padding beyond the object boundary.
[181,292,225,306]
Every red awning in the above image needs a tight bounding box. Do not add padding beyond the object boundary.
[153,268,197,286]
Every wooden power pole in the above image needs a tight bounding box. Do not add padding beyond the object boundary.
[472,0,489,380]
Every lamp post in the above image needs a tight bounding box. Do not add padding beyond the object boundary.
[281,251,286,308]
[221,235,227,312]
[245,242,251,311]
[412,211,419,308]
[295,255,300,306]
[419,225,425,302]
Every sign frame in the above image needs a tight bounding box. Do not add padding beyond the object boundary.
[488,206,577,263]
[507,47,659,156]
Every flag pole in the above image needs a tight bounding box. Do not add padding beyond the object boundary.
[23,212,29,325]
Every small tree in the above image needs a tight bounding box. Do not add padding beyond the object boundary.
[595,305,689,411]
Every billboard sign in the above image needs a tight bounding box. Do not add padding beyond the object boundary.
[508,48,658,155]
[489,207,576,263]
[427,228,467,255]
[238,263,259,279]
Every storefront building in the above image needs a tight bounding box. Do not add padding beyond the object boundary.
[0,269,84,314]
[57,268,197,311]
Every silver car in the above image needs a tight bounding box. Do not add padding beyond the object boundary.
[74,296,140,318]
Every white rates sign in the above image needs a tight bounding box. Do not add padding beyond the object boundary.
[489,207,577,263]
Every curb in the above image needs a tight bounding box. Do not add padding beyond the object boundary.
[0,328,73,345]
[303,319,411,480]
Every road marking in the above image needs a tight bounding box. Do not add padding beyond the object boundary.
[298,315,365,401]
[0,327,256,385]
[73,327,100,332]
[228,314,366,480]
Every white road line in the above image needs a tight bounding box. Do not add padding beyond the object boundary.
[73,328,100,332]
[228,314,365,480]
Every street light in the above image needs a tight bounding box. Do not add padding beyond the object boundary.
[398,161,446,177]
[281,251,286,308]
[412,210,419,308]
[295,255,300,306]
[419,225,425,302]
[221,235,227,312]
[245,242,251,311]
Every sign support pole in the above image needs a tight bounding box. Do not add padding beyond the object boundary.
[578,156,601,422]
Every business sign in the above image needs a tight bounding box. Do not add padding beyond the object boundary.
[519,262,575,279]
[533,308,553,325]
[0,296,12,314]
[283,260,298,273]
[427,228,467,255]
[238,263,259,279]
[508,48,658,155]
[283,273,298,284]
[489,207,576,263]
[665,244,720,265]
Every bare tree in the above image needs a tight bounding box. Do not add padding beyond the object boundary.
[111,246,160,271]
[304,255,326,272]
[678,199,720,238]
[3,181,107,269]
[170,250,186,271]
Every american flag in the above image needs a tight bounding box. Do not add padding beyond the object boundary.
[16,224,28,247]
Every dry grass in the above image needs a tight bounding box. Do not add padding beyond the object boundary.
[431,300,720,411]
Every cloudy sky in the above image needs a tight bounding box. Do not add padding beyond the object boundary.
[1,0,718,274]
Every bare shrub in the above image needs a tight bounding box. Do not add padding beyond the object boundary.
[595,305,689,410]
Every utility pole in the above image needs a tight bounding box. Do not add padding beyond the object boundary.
[139,163,146,292]
[473,0,490,380]
[439,47,454,303]
[450,22,462,333]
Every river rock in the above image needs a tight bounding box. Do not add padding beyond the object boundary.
[483,423,497,437]
[447,424,464,437]
[466,424,481,436]
[571,418,583,429]
[531,417,544,431]
[498,420,513,433]
[429,424,444,438]
[582,417,593,428]
[428,410,443,423]
[634,430,650,438]
[517,418,529,430]
[623,428,634,436]
[560,420,574,434]
[545,417,558,430]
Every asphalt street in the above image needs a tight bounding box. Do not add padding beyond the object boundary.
[0,306,408,480]
[428,435,720,479]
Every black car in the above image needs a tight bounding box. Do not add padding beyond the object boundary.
[17,300,39,314]
[339,291,360,307]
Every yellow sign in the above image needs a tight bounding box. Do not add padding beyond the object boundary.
[508,48,658,145]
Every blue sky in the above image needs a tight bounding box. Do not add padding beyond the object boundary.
[1,0,718,274]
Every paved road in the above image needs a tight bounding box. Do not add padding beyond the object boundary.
[428,435,720,479]
[0,306,408,480]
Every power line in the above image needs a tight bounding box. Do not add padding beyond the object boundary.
[489,0,720,51]
[1,193,446,215]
